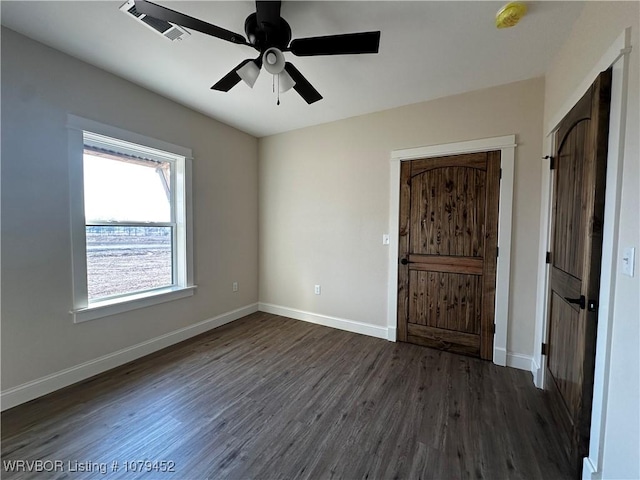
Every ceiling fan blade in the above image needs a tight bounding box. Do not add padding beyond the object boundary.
[284,63,322,104]
[211,59,254,91]
[289,31,381,56]
[134,0,248,45]
[256,1,281,29]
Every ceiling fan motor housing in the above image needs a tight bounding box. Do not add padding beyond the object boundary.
[244,12,292,52]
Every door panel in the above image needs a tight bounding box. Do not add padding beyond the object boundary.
[545,69,611,476]
[548,292,583,416]
[398,151,500,360]
[408,270,482,333]
[407,324,480,357]
[553,120,587,278]
[409,166,486,257]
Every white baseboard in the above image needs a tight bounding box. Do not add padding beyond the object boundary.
[494,347,508,367]
[496,347,536,374]
[387,326,397,342]
[258,303,390,340]
[1,303,259,411]
[506,352,535,372]
[531,356,543,388]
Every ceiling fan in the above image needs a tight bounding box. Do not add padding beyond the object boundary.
[134,0,381,104]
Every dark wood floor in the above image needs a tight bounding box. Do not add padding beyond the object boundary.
[2,312,572,479]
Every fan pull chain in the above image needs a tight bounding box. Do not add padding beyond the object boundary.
[277,74,281,106]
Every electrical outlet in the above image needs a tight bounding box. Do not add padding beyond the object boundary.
[233,282,238,292]
[314,285,321,295]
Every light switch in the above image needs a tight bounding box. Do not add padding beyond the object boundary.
[622,247,635,277]
[382,234,390,245]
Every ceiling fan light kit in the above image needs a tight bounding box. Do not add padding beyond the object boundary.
[237,60,261,88]
[133,0,381,105]
[262,47,286,75]
[278,70,296,94]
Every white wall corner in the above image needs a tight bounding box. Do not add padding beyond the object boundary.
[0,303,259,411]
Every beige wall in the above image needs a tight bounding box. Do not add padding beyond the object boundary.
[259,77,545,359]
[543,2,639,479]
[1,28,259,390]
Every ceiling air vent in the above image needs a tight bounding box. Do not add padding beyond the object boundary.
[120,0,190,41]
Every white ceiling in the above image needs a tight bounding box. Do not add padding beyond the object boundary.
[1,1,584,137]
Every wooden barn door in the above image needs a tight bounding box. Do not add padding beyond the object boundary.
[397,151,501,360]
[544,69,611,475]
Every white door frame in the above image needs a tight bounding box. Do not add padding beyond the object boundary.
[531,28,632,479]
[387,135,516,366]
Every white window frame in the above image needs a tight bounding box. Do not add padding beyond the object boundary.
[67,115,195,323]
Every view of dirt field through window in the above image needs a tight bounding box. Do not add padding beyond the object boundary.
[86,226,172,300]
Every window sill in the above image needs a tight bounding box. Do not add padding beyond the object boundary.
[71,285,197,323]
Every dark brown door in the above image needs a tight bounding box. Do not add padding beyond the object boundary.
[397,151,501,360]
[545,69,611,475]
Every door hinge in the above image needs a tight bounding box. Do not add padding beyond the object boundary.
[541,342,548,355]
[492,323,496,334]
[545,251,552,264]
[496,246,499,258]
[499,168,502,180]
[543,155,555,170]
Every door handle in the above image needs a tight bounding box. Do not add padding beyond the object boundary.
[564,295,586,309]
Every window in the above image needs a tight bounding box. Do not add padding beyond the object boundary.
[68,116,194,322]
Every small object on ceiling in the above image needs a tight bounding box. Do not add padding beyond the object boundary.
[133,0,382,105]
[495,2,527,29]
[120,0,189,41]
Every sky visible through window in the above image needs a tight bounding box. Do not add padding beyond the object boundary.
[83,153,170,222]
